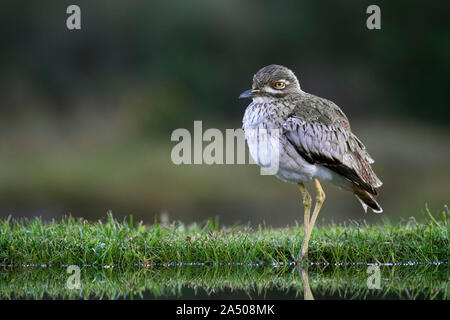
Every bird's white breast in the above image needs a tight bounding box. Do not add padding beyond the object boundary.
[242,101,321,183]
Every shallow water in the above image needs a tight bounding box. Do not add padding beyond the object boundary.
[1,262,449,300]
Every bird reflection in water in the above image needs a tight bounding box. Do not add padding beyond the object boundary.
[297,267,314,300]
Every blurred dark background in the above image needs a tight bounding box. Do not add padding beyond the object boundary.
[0,1,448,226]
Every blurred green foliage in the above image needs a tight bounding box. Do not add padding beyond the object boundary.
[0,1,448,223]
[1,1,449,126]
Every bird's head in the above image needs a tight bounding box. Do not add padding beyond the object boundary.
[239,64,302,100]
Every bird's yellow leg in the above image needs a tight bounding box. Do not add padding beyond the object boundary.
[298,178,325,261]
[297,183,312,231]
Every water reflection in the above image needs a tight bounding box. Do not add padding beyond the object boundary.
[0,263,448,300]
[298,267,314,300]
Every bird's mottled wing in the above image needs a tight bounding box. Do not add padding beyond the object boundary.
[283,101,382,194]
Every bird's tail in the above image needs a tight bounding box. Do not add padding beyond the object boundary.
[351,184,383,213]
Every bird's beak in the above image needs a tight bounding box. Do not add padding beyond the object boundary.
[239,89,261,99]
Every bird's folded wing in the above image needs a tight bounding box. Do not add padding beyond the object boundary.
[282,117,382,195]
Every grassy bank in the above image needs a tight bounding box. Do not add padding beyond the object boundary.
[0,213,448,265]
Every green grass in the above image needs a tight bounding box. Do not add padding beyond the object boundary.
[1,212,448,299]
[0,212,448,266]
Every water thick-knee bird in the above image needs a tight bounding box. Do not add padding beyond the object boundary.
[239,65,383,261]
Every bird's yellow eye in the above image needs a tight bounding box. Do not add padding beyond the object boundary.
[273,81,286,90]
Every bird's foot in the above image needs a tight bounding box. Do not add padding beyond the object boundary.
[295,251,308,265]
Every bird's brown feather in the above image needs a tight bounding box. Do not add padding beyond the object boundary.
[282,94,382,196]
